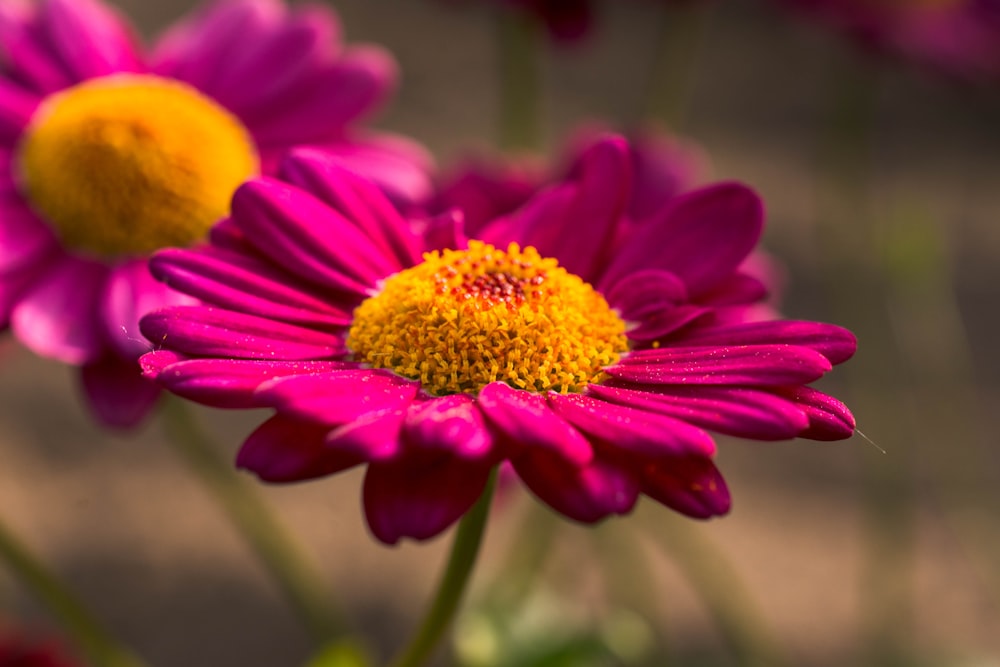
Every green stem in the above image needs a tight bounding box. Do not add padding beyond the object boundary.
[641,1,712,130]
[497,8,541,151]
[0,516,145,667]
[159,396,346,646]
[388,471,497,667]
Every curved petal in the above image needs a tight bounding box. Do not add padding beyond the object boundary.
[326,407,406,462]
[143,353,352,409]
[150,247,354,329]
[363,456,492,544]
[605,269,687,320]
[477,381,592,466]
[80,353,160,429]
[232,177,397,296]
[199,4,341,113]
[0,6,74,93]
[307,132,436,210]
[588,383,810,441]
[151,0,285,90]
[600,182,764,294]
[774,386,856,441]
[0,78,38,142]
[41,0,141,80]
[100,259,196,360]
[140,305,344,360]
[247,45,397,144]
[641,456,731,519]
[627,305,714,343]
[514,136,631,281]
[609,344,833,386]
[680,321,858,365]
[278,148,421,269]
[11,254,108,364]
[547,392,716,458]
[403,395,495,460]
[512,451,639,523]
[256,369,418,426]
[237,413,361,483]
[0,196,56,273]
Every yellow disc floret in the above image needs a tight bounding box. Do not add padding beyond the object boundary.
[348,241,629,396]
[16,74,259,257]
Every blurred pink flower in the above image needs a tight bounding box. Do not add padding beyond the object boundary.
[0,0,432,427]
[0,624,79,667]
[775,0,1000,80]
[140,136,856,545]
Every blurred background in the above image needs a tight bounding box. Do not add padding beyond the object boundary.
[1,0,999,665]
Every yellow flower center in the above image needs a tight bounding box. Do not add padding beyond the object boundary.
[16,74,259,257]
[348,241,629,396]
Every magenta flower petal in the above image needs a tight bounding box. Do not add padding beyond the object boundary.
[641,457,732,519]
[514,136,631,280]
[80,353,161,429]
[548,393,716,458]
[0,79,38,142]
[151,0,283,90]
[200,5,341,113]
[627,305,714,342]
[682,321,858,364]
[610,345,833,386]
[402,395,495,461]
[0,6,73,93]
[140,305,344,360]
[776,386,857,441]
[363,457,493,544]
[600,183,764,294]
[256,370,418,425]
[238,414,363,482]
[477,381,593,466]
[150,247,353,329]
[232,178,398,296]
[145,354,352,409]
[513,451,640,523]
[11,255,107,364]
[605,269,688,320]
[247,45,397,145]
[279,147,422,268]
[327,408,406,462]
[0,198,54,273]
[306,132,436,210]
[42,0,141,79]
[100,259,194,360]
[588,384,811,441]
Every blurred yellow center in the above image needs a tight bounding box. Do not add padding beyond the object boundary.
[348,241,628,396]
[17,74,259,257]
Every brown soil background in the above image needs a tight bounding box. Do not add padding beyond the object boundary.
[2,1,1000,665]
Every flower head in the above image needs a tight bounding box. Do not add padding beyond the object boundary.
[141,136,856,545]
[0,0,431,427]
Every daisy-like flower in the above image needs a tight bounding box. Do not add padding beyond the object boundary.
[0,0,431,427]
[140,136,856,545]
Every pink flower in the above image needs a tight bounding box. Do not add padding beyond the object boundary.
[775,0,1000,80]
[140,136,856,545]
[0,0,431,427]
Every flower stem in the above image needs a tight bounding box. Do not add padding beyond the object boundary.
[497,8,541,150]
[159,396,346,646]
[388,471,497,667]
[0,516,145,667]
